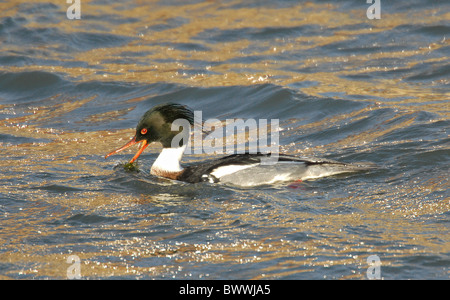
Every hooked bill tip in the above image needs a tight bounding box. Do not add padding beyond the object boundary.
[104,136,138,159]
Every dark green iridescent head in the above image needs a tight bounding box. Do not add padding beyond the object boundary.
[135,103,194,148]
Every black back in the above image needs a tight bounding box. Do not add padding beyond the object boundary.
[177,153,347,183]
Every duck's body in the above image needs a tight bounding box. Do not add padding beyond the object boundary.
[177,152,372,186]
[105,103,375,187]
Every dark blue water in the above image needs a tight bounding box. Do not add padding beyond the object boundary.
[0,0,448,279]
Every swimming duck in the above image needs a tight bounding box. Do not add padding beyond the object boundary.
[105,103,374,187]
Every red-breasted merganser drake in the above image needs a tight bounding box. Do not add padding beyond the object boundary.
[105,103,375,187]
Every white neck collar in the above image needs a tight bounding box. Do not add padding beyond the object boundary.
[151,145,186,174]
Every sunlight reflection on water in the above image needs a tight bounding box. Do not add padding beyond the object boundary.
[0,0,448,279]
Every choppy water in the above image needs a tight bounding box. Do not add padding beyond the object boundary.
[0,0,449,279]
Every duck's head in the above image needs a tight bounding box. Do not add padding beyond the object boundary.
[105,103,194,163]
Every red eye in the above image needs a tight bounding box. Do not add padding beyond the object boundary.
[140,128,147,135]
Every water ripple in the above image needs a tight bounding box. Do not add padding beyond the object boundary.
[0,0,448,280]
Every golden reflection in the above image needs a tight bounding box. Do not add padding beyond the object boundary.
[1,0,449,279]
[0,0,448,118]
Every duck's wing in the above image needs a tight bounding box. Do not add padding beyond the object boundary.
[177,153,376,184]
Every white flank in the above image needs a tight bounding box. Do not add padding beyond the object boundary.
[151,145,186,173]
[210,164,257,179]
[267,173,291,183]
